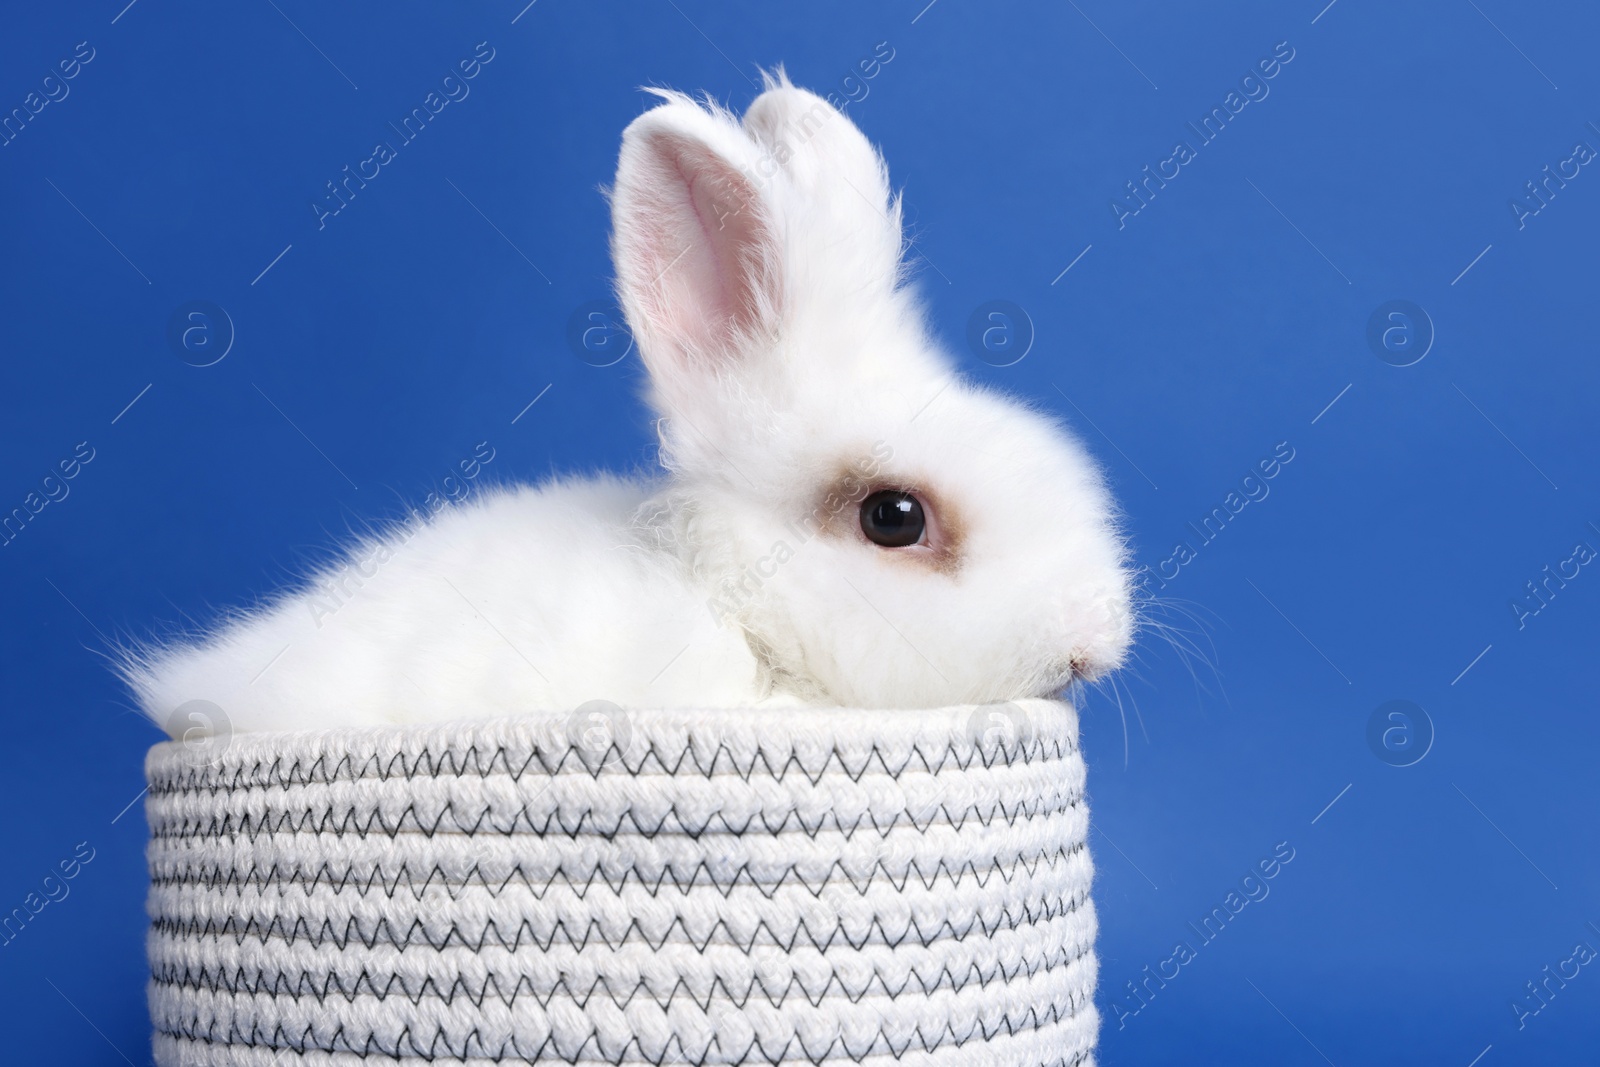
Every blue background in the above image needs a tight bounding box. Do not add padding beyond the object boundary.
[2,1,1596,1063]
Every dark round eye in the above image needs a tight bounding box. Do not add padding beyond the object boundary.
[860,490,926,547]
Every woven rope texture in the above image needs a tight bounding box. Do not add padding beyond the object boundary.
[145,701,1097,1065]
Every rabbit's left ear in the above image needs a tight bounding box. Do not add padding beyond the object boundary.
[741,75,902,295]
[611,95,781,404]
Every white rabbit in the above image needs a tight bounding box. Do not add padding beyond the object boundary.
[123,72,1133,734]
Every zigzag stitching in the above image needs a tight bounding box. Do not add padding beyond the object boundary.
[155,1033,1094,1067]
[149,837,1086,903]
[145,714,1093,1063]
[147,786,1081,845]
[152,1029,1095,1067]
[148,732,1077,800]
[151,886,1090,956]
[149,940,1094,1012]
[154,988,1093,1064]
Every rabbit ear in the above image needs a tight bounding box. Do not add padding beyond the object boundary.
[741,71,902,293]
[611,94,781,404]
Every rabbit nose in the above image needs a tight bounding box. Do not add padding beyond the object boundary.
[1067,649,1116,681]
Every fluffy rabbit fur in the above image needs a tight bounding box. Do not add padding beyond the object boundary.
[124,73,1133,734]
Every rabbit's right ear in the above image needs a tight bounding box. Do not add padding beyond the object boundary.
[610,95,780,413]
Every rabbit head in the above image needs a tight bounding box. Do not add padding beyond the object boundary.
[612,72,1132,709]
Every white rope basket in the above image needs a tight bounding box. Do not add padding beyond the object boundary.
[144,700,1098,1066]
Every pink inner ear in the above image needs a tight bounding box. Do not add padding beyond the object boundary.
[642,135,772,360]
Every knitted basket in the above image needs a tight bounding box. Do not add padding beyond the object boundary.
[144,700,1097,1065]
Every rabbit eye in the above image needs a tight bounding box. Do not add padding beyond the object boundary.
[860,490,926,548]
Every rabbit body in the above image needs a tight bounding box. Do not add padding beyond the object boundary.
[126,72,1134,733]
[131,478,782,733]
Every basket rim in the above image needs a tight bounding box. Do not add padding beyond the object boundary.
[149,697,1074,746]
[145,698,1078,785]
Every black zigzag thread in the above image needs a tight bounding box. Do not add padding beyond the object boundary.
[148,830,1087,907]
[153,990,1096,1065]
[152,1030,1096,1067]
[148,779,1079,844]
[152,1029,1096,1067]
[150,881,1089,957]
[148,730,1077,799]
[149,937,1096,1012]
[148,883,1089,1005]
[149,719,1092,1065]
[145,809,1082,902]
